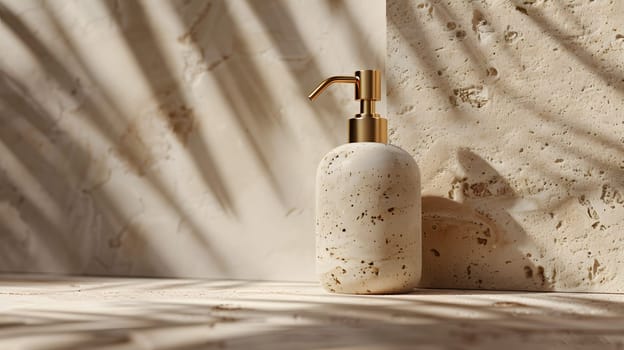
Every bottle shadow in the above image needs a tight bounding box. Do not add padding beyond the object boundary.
[420,148,555,291]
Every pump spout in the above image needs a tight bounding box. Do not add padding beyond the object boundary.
[307,76,359,100]
[308,70,387,143]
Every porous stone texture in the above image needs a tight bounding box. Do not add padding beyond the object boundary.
[387,0,624,291]
[3,274,624,349]
[316,143,421,294]
[0,0,384,279]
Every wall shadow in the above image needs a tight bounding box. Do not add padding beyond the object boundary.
[99,0,236,218]
[0,0,385,278]
[387,0,456,112]
[172,0,306,207]
[421,149,553,291]
[387,0,624,292]
[510,0,624,94]
[0,2,229,276]
[1,277,623,349]
[0,65,178,276]
[244,0,350,144]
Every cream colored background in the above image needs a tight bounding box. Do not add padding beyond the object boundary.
[0,0,385,279]
[2,0,623,292]
[388,0,624,291]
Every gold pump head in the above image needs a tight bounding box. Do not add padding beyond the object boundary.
[308,70,387,143]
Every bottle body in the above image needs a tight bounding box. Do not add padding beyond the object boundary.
[315,142,421,294]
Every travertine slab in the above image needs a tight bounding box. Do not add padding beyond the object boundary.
[387,0,624,291]
[1,274,624,349]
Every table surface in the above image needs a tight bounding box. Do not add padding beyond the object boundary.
[1,274,624,349]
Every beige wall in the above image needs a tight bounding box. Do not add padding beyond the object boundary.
[388,0,624,291]
[0,0,385,279]
[3,0,623,292]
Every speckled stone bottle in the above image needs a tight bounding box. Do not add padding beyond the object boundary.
[308,70,422,294]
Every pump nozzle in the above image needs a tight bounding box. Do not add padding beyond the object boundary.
[308,70,387,143]
[308,76,358,101]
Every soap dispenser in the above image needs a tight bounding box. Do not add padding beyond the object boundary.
[309,70,422,294]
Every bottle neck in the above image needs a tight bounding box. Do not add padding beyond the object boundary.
[360,100,376,115]
[348,113,388,143]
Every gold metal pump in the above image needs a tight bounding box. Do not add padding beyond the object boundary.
[308,70,388,143]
